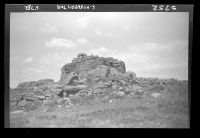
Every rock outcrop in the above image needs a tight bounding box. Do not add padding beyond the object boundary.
[10,79,89,112]
[9,54,140,112]
[10,53,186,113]
[59,53,126,84]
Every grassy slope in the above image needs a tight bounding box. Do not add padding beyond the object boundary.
[10,83,189,128]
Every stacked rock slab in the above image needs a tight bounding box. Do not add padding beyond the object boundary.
[10,79,56,112]
[59,53,126,84]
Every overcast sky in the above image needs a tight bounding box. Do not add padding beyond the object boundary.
[10,12,189,88]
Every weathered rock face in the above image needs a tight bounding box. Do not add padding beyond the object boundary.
[87,65,120,78]
[59,53,126,83]
[60,72,78,85]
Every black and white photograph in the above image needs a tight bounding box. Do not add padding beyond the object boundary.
[8,4,190,128]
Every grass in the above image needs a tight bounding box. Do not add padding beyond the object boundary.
[10,112,29,128]
[37,114,57,120]
[10,83,189,128]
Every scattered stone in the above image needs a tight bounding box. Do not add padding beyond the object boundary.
[151,93,161,97]
[112,83,119,90]
[127,85,142,91]
[74,92,80,97]
[57,98,64,103]
[68,94,74,98]
[63,97,70,101]
[10,110,24,114]
[26,96,40,102]
[57,105,62,108]
[87,92,92,96]
[130,92,135,95]
[93,88,102,94]
[35,101,43,103]
[17,99,26,106]
[10,101,17,106]
[34,95,46,99]
[65,105,70,108]
[64,100,71,105]
[115,91,125,96]
[51,88,63,94]
[43,108,47,112]
[118,87,124,91]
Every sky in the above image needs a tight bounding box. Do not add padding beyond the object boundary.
[10,12,189,88]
